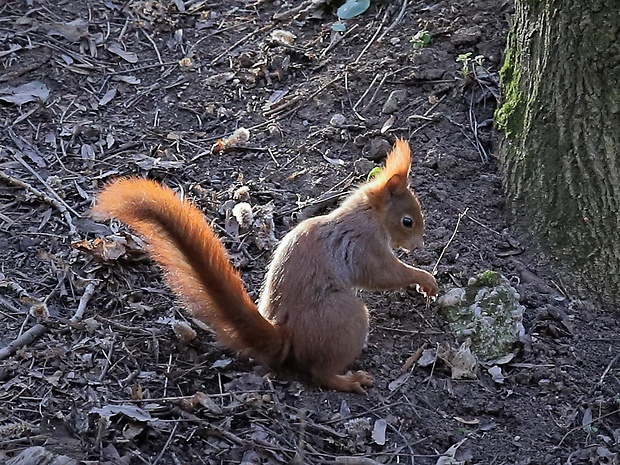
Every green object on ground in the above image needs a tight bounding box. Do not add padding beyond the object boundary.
[437,271,525,360]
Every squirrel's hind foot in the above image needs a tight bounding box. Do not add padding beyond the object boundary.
[314,370,374,395]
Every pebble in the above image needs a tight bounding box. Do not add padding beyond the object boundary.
[364,137,392,161]
[451,26,482,45]
[382,89,407,114]
[353,158,375,176]
[329,113,347,128]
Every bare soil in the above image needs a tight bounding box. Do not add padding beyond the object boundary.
[1,0,619,464]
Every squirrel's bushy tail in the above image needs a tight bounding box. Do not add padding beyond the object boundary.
[94,178,285,364]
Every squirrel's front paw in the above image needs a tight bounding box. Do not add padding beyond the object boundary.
[415,271,438,298]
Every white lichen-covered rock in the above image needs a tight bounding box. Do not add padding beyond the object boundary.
[437,270,525,361]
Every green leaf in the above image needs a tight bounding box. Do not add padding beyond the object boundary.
[367,166,382,181]
[456,52,472,63]
[337,0,371,20]
[331,22,347,32]
[411,30,431,49]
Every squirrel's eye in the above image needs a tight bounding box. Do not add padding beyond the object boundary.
[402,217,413,228]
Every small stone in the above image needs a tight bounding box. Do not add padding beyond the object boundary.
[353,133,370,147]
[412,67,446,80]
[353,158,375,176]
[267,124,282,139]
[329,113,347,128]
[270,29,296,45]
[363,137,392,161]
[382,89,407,114]
[451,26,482,46]
[437,288,466,307]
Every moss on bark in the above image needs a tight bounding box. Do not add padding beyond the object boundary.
[497,0,620,304]
[495,47,524,139]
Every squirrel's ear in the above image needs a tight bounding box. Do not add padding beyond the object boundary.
[385,173,407,194]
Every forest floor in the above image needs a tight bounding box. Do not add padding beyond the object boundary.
[1,0,619,464]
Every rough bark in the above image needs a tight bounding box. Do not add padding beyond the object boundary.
[496,0,620,304]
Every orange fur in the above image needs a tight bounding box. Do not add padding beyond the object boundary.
[93,139,437,394]
[369,138,411,192]
[93,178,286,365]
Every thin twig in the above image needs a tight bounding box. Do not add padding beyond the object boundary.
[0,279,32,299]
[8,134,80,217]
[141,28,164,66]
[432,207,469,275]
[1,282,97,361]
[263,95,303,117]
[202,418,297,455]
[353,74,379,112]
[321,24,359,57]
[0,170,79,240]
[464,213,502,235]
[354,10,389,64]
[445,114,486,163]
[272,0,329,19]
[187,20,256,56]
[18,313,31,339]
[210,24,272,65]
[0,323,47,361]
[279,192,348,218]
[70,282,97,323]
[0,296,21,319]
[105,61,179,76]
[98,334,117,382]
[344,73,365,122]
[332,457,383,465]
[410,121,434,137]
[163,353,173,398]
[377,0,408,43]
[361,72,388,113]
[423,94,446,117]
[596,351,620,388]
[425,342,440,388]
[294,408,308,462]
[152,422,178,465]
[94,315,160,335]
[324,402,403,425]
[386,421,416,465]
[468,90,489,163]
[558,408,620,446]
[123,82,161,108]
[117,16,130,42]
[265,75,342,119]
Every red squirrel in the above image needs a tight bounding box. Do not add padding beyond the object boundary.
[93,139,438,394]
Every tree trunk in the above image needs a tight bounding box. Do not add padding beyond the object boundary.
[496,0,620,304]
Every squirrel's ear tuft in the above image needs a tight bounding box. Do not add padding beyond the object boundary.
[370,138,411,193]
[363,138,413,202]
[384,138,412,179]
